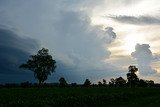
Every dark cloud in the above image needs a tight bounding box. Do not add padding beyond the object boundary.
[0,26,119,84]
[108,15,160,25]
[49,60,125,84]
[131,44,157,75]
[0,27,39,83]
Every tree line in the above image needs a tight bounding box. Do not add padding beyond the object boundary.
[6,48,154,88]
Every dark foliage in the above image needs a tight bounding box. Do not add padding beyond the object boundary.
[19,48,56,85]
[127,65,139,87]
[1,87,160,107]
[109,78,116,87]
[83,79,91,86]
[98,81,103,86]
[138,79,148,87]
[102,79,107,86]
[138,79,154,87]
[115,77,126,87]
[71,83,77,87]
[98,79,107,87]
[59,77,68,87]
[20,81,32,88]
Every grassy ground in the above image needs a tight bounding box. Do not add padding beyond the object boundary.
[0,87,160,107]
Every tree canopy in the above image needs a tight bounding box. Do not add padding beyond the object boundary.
[84,79,91,86]
[127,65,139,87]
[59,77,68,87]
[19,48,56,84]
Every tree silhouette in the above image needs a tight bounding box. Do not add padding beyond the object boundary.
[109,78,116,86]
[59,77,68,87]
[102,79,107,86]
[115,77,126,87]
[127,65,139,87]
[146,80,154,87]
[98,81,103,86]
[19,48,56,85]
[138,79,154,87]
[139,79,147,87]
[83,79,91,86]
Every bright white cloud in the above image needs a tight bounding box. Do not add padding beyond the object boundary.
[131,44,158,75]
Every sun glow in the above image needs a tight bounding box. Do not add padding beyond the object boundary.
[91,16,147,55]
[122,34,146,54]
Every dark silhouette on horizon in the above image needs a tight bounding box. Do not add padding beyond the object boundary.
[3,48,154,88]
[19,48,56,85]
[127,65,139,87]
[59,77,68,87]
[83,79,91,86]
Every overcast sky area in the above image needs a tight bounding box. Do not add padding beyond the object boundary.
[0,0,160,84]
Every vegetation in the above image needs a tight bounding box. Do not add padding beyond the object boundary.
[115,77,126,87]
[0,48,155,106]
[19,48,56,85]
[84,79,91,86]
[18,48,154,88]
[127,65,139,87]
[59,77,68,87]
[1,87,160,107]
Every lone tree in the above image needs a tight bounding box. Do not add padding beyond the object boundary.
[127,65,139,87]
[59,77,68,87]
[19,48,56,85]
[83,79,91,86]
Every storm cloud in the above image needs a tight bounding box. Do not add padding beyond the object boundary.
[0,10,121,83]
[0,27,39,83]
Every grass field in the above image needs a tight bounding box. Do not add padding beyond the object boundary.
[0,87,160,107]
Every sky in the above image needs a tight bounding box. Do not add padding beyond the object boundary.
[0,0,160,84]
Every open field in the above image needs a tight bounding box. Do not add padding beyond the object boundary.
[0,87,160,107]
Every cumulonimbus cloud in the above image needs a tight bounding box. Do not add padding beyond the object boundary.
[50,11,120,83]
[0,26,39,83]
[131,43,157,75]
[0,1,126,83]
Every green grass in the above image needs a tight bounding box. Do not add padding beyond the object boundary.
[0,87,160,107]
